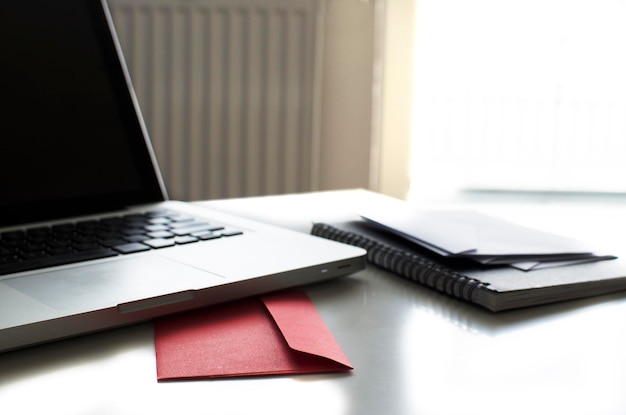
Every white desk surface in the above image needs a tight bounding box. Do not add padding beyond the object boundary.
[3,189,626,415]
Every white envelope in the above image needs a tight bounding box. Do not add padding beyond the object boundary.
[360,202,615,270]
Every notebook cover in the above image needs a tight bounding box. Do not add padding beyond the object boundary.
[154,291,352,380]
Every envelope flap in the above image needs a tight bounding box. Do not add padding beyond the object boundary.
[262,292,352,369]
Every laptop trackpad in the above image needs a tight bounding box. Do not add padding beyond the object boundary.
[4,255,223,313]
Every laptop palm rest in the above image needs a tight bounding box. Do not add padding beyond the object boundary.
[3,255,223,314]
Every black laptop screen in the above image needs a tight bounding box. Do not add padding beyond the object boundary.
[0,0,165,227]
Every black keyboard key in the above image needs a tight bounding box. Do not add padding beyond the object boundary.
[124,234,148,243]
[148,217,171,225]
[2,230,27,241]
[0,255,19,265]
[144,238,176,249]
[21,243,46,253]
[98,231,124,240]
[72,235,98,244]
[169,221,207,229]
[76,220,99,229]
[101,217,123,225]
[145,210,170,218]
[48,247,75,256]
[19,251,49,260]
[112,242,150,254]
[174,236,198,245]
[169,215,195,223]
[147,230,174,239]
[145,224,169,232]
[0,240,21,248]
[0,248,118,276]
[122,228,146,236]
[51,224,76,234]
[197,232,222,240]
[99,238,127,247]
[124,216,150,223]
[27,227,51,236]
[220,230,244,237]
[73,242,102,251]
[0,247,17,256]
[171,223,224,236]
[48,239,72,248]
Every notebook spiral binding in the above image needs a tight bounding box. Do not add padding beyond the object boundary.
[311,223,488,303]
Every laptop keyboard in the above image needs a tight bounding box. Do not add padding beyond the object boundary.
[0,210,243,276]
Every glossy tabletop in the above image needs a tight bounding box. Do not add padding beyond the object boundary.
[3,189,626,415]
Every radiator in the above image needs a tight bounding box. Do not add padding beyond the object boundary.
[108,0,321,200]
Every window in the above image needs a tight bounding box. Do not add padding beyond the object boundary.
[408,0,626,201]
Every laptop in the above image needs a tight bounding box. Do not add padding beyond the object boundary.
[0,0,366,353]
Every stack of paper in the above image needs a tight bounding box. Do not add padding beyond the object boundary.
[360,205,615,271]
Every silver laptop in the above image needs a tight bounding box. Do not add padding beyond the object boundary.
[0,0,366,353]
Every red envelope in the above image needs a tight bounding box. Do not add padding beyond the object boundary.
[154,291,353,380]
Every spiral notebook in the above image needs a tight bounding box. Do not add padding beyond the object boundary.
[311,221,626,312]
